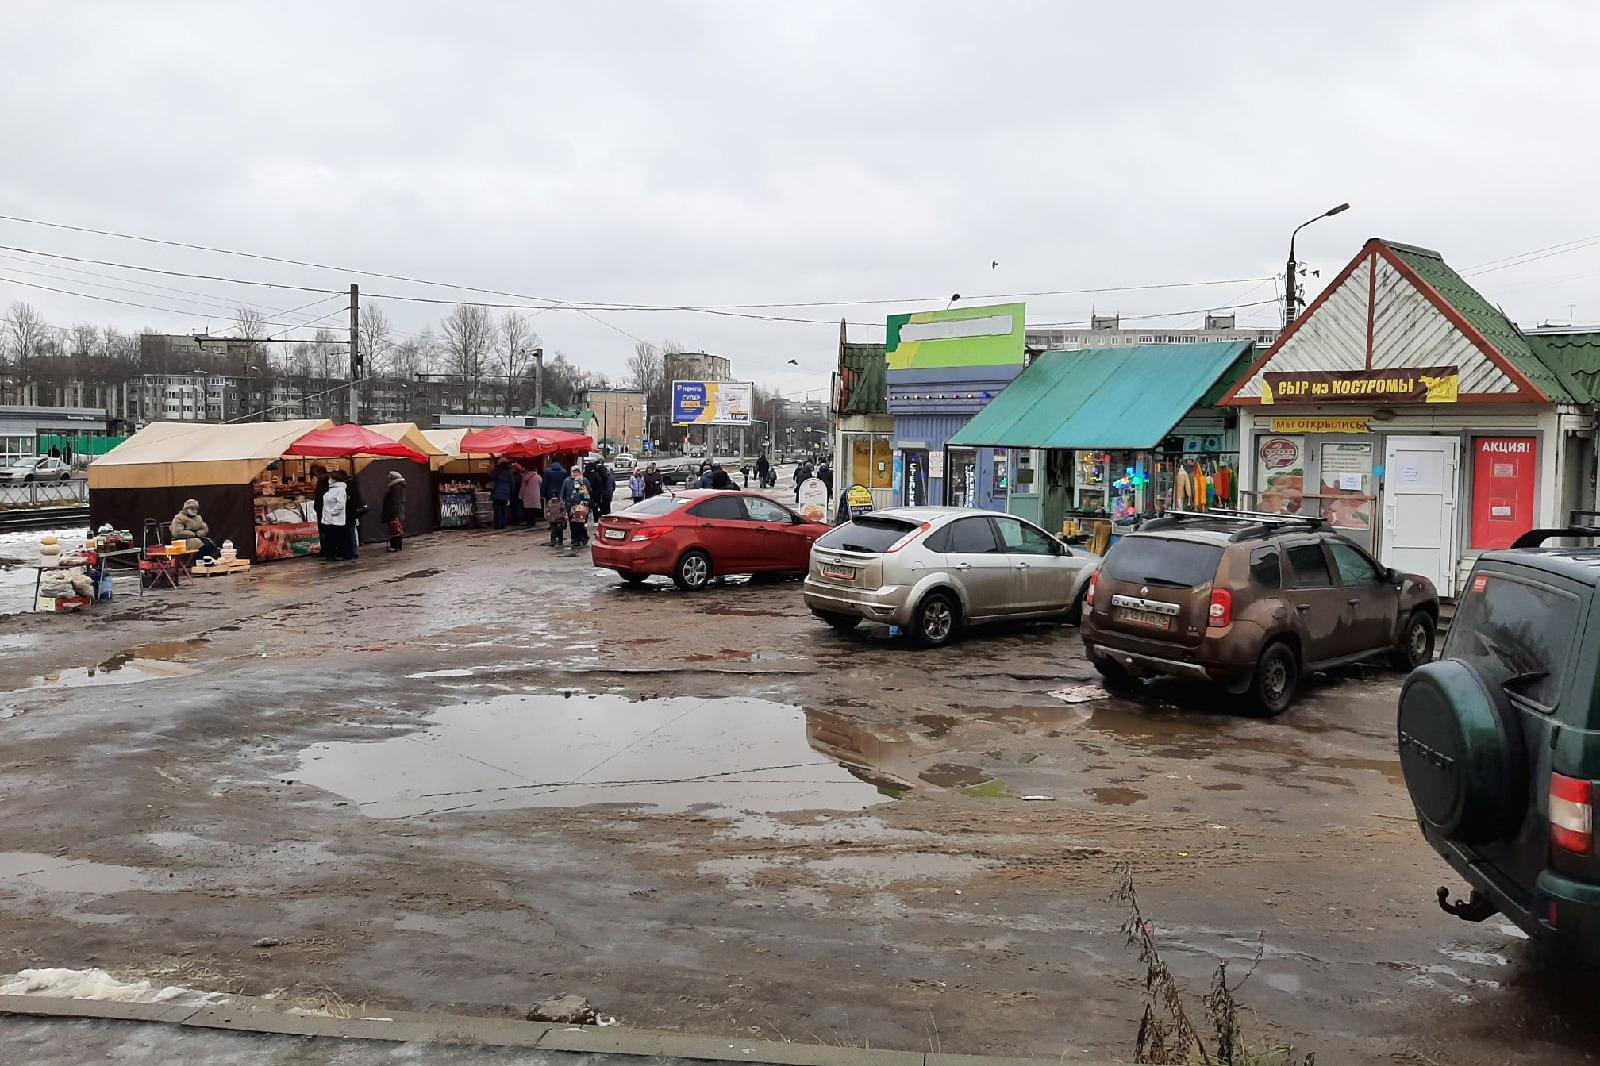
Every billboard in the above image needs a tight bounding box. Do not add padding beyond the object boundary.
[885,302,1025,371]
[671,380,753,425]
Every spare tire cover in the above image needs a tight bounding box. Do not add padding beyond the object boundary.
[1397,660,1527,844]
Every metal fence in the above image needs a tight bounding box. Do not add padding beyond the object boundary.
[0,479,88,510]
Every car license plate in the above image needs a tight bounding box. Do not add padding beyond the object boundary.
[603,528,626,541]
[1117,607,1173,631]
[820,564,856,582]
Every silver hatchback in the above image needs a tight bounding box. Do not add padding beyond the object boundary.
[803,507,1100,646]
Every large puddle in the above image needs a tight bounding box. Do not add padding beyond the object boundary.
[0,852,151,894]
[23,640,207,690]
[297,694,896,817]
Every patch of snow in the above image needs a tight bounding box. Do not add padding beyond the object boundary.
[0,966,227,1006]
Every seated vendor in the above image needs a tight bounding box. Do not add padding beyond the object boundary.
[170,499,220,560]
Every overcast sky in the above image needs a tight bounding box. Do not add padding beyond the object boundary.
[3,1,1598,397]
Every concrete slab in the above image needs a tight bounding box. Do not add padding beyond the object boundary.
[0,995,201,1025]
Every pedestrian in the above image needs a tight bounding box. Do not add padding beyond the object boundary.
[313,464,332,557]
[345,470,367,559]
[756,453,770,488]
[490,458,514,529]
[510,462,526,525]
[741,462,750,488]
[320,473,349,561]
[709,463,734,490]
[520,460,544,525]
[698,466,715,489]
[562,466,592,547]
[628,468,646,506]
[643,463,665,499]
[818,460,834,497]
[382,470,407,552]
[794,459,813,502]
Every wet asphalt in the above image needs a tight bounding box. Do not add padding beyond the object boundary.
[0,516,1593,1065]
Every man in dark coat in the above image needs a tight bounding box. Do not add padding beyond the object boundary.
[709,464,734,490]
[489,459,514,529]
[345,470,368,558]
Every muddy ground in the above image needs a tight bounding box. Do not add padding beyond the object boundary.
[0,525,1594,1065]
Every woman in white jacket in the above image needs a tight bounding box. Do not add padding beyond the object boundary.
[319,475,349,561]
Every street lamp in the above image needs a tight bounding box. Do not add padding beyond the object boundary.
[1284,202,1350,326]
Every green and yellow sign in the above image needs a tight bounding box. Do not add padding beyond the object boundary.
[885,303,1025,371]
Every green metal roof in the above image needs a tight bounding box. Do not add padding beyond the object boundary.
[949,341,1251,450]
[1386,241,1577,403]
[1526,332,1600,405]
[838,341,888,416]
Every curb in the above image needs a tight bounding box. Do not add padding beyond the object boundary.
[0,994,1105,1066]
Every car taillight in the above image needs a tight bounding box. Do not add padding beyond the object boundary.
[885,522,932,553]
[1207,588,1232,628]
[630,525,673,542]
[1085,572,1098,607]
[1551,773,1593,855]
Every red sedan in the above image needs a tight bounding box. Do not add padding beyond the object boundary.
[593,490,831,589]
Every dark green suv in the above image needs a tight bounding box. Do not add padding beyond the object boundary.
[1400,525,1600,960]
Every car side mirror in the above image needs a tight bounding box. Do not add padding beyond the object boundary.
[1382,567,1398,584]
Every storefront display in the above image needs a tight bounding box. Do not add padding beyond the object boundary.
[945,447,976,506]
[1254,436,1305,515]
[844,434,893,494]
[252,460,322,561]
[1317,441,1375,548]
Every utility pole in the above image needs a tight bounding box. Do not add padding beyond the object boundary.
[532,347,545,414]
[1284,203,1350,327]
[348,284,360,424]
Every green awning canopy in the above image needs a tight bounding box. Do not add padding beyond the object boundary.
[949,341,1252,450]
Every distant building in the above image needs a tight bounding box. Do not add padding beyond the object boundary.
[1026,313,1277,352]
[662,351,732,385]
[583,387,647,453]
[0,405,111,464]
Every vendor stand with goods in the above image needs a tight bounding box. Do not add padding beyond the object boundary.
[90,419,333,563]
[277,424,429,557]
[31,526,142,612]
[421,428,494,529]
[442,427,595,529]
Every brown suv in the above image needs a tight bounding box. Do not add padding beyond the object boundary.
[1080,510,1439,715]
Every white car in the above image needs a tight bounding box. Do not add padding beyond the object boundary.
[1,456,71,482]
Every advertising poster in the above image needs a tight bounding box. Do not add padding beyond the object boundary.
[438,492,476,529]
[670,380,753,425]
[1318,441,1374,547]
[901,448,929,507]
[1255,436,1304,514]
[796,478,829,522]
[845,484,874,519]
[884,303,1026,371]
[1471,437,1536,548]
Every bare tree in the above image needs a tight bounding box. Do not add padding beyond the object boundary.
[441,304,495,406]
[390,325,438,380]
[3,301,49,370]
[68,323,99,358]
[358,303,394,377]
[494,311,540,415]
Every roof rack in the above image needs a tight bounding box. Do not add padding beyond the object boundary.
[1140,509,1327,542]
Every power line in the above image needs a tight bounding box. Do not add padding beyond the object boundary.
[0,214,1281,320]
[1464,234,1600,275]
[0,272,344,335]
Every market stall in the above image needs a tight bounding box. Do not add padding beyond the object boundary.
[421,427,495,528]
[281,424,429,553]
[947,341,1252,540]
[361,423,448,543]
[89,419,332,561]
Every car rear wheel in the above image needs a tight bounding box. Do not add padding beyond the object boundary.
[814,610,860,631]
[1390,610,1436,672]
[673,550,712,591]
[1245,641,1298,717]
[1093,657,1138,693]
[911,592,958,647]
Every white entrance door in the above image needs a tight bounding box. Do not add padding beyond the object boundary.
[1381,436,1460,596]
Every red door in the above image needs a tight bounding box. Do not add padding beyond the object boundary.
[686,496,750,572]
[1471,437,1536,549]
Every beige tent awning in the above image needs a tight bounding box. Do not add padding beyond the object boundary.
[88,419,334,489]
[420,427,494,476]
[369,423,450,471]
